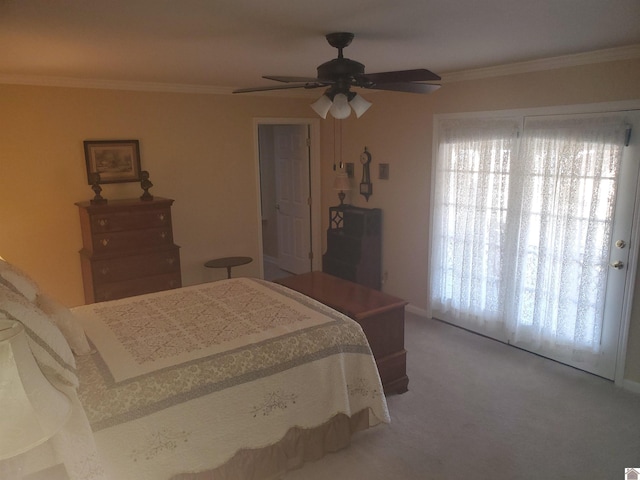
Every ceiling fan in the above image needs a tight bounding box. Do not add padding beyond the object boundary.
[233,32,441,119]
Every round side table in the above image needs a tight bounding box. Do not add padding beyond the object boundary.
[204,256,253,279]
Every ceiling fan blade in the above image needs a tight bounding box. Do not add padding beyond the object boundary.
[263,75,331,84]
[233,83,324,94]
[237,35,442,100]
[367,82,441,94]
[361,68,441,84]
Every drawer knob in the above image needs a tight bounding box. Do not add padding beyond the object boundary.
[98,218,109,227]
[101,238,110,247]
[100,267,110,276]
[166,257,175,265]
[158,213,166,222]
[160,231,167,239]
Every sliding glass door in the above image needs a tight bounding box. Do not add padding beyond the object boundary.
[431,110,639,379]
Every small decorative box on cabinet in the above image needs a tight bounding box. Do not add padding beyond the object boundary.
[76,197,181,303]
[322,205,382,290]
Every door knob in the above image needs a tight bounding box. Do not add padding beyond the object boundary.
[610,261,624,270]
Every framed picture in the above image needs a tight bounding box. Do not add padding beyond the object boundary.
[84,140,142,184]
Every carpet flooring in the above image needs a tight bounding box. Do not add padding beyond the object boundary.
[282,313,640,480]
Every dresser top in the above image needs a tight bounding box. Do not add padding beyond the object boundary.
[75,197,174,210]
[276,271,406,320]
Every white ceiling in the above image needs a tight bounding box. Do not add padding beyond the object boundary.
[1,0,639,92]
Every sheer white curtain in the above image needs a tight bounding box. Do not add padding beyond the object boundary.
[431,113,629,362]
[507,114,628,357]
[430,117,520,339]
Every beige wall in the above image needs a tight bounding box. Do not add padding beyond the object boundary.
[0,85,312,306]
[327,59,640,304]
[2,57,640,383]
[318,58,640,382]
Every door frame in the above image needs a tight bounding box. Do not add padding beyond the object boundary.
[253,117,322,278]
[617,109,640,389]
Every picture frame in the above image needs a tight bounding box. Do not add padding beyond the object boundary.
[84,140,142,184]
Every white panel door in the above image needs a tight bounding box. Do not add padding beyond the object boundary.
[274,125,311,274]
[596,112,640,378]
[508,112,639,380]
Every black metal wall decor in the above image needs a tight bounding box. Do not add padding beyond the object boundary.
[359,147,372,201]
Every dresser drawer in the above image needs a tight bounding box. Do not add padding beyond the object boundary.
[91,227,174,253]
[90,207,172,233]
[77,197,181,303]
[88,248,180,283]
[94,272,182,302]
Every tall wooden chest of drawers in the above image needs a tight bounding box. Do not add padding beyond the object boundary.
[76,197,181,303]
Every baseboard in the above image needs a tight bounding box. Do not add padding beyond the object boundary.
[263,255,278,265]
[405,303,640,396]
[622,379,640,395]
[406,304,429,318]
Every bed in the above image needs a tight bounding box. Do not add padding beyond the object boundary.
[0,258,389,480]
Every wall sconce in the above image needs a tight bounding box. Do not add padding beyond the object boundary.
[311,90,372,119]
[332,172,351,207]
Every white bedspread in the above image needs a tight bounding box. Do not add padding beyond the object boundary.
[72,278,390,480]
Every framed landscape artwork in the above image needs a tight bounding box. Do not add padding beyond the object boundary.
[84,140,142,184]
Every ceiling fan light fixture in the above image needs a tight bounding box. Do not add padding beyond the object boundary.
[349,93,372,118]
[329,93,351,119]
[235,33,442,115]
[310,94,332,119]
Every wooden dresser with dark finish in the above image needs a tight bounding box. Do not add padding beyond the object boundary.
[322,206,382,290]
[76,197,181,303]
[276,271,408,395]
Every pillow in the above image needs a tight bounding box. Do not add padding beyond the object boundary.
[37,293,94,356]
[0,283,78,388]
[0,258,40,302]
[0,258,93,356]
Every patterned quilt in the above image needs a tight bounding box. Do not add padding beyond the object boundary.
[72,278,389,480]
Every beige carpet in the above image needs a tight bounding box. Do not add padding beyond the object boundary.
[282,313,640,479]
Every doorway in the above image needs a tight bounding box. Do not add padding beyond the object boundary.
[431,107,640,381]
[255,119,322,281]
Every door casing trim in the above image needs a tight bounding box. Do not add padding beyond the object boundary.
[253,117,322,278]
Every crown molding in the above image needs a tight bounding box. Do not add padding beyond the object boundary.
[0,74,238,95]
[441,44,640,83]
[0,73,318,97]
[1,44,639,93]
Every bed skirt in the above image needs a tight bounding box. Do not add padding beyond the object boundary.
[171,409,371,480]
